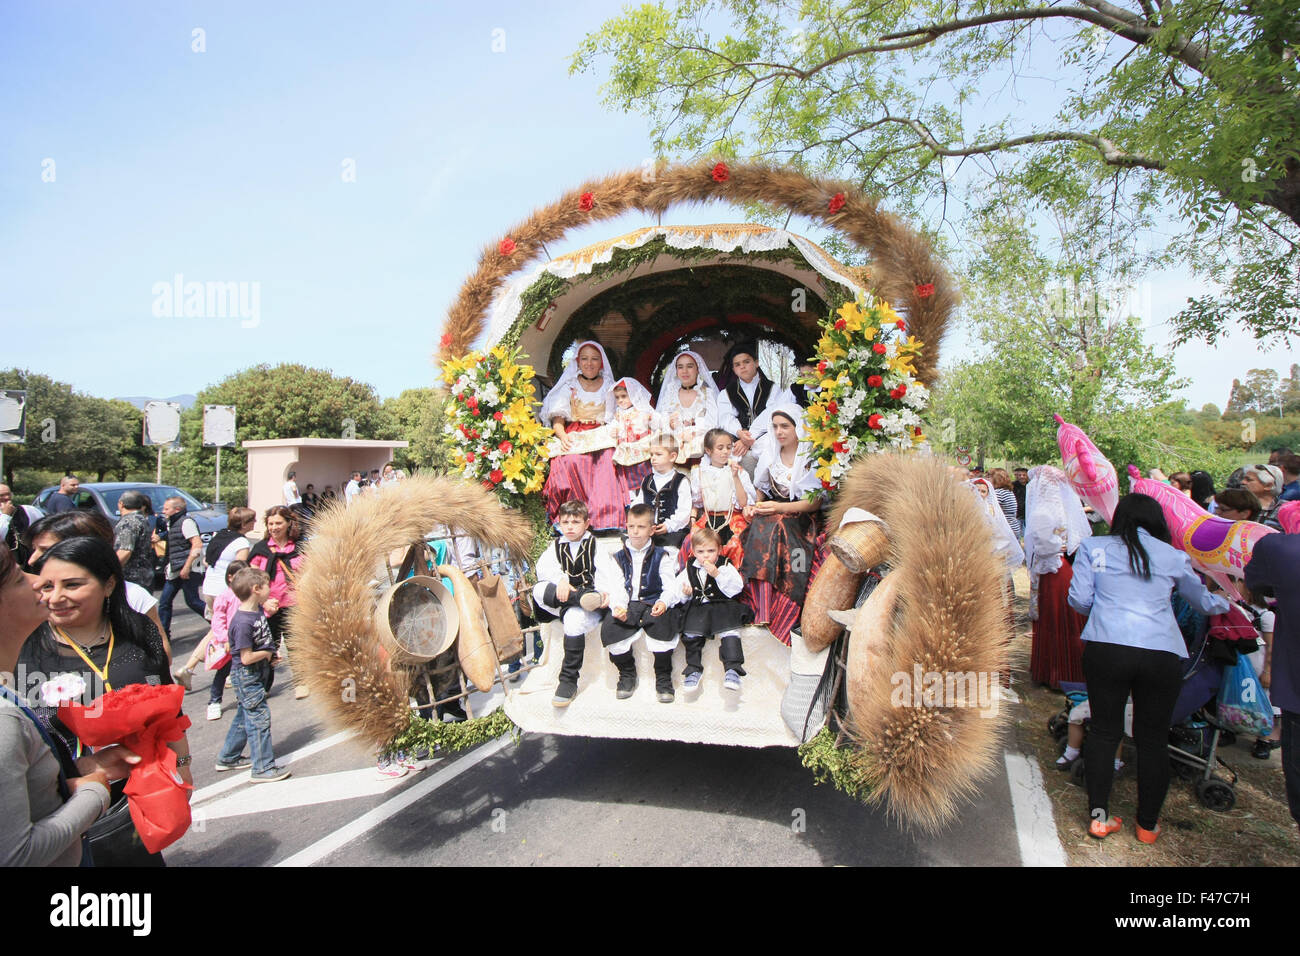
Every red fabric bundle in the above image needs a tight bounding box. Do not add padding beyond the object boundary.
[59,683,193,854]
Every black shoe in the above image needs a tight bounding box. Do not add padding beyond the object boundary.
[657,688,674,703]
[552,681,577,707]
[616,673,638,700]
[1252,739,1278,759]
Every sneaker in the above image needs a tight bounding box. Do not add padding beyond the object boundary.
[206,702,222,721]
[1135,823,1161,845]
[615,673,638,700]
[657,689,675,704]
[1088,815,1123,839]
[682,671,702,691]
[376,760,408,779]
[295,684,310,699]
[250,767,292,784]
[172,665,193,691]
[215,757,252,773]
[552,681,577,707]
[723,670,742,692]
[579,591,605,612]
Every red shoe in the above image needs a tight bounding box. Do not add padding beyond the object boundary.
[1088,815,1123,839]
[1136,824,1161,844]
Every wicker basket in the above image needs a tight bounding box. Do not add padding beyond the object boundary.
[373,575,459,668]
[829,520,890,574]
[801,553,862,651]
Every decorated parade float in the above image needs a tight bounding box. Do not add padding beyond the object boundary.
[295,162,1014,829]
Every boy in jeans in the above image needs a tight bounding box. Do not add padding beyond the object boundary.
[216,567,291,782]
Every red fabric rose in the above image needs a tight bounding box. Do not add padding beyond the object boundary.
[868,375,883,388]
[873,343,887,355]
[827,400,839,415]
[711,162,730,182]
[828,192,846,214]
[579,192,595,211]
[440,332,452,348]
[915,282,935,298]
[834,318,847,331]
[867,414,883,430]
[58,684,192,854]
[493,411,503,421]
[499,238,517,256]
[490,469,504,484]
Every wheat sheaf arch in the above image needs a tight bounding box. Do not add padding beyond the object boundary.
[437,160,957,385]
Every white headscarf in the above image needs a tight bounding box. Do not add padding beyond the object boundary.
[655,349,721,413]
[612,376,654,413]
[754,404,820,501]
[969,477,1024,570]
[539,340,616,423]
[1024,465,1092,578]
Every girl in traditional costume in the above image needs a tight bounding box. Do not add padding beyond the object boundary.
[1023,465,1091,688]
[687,428,754,566]
[741,405,825,646]
[610,377,659,505]
[541,341,624,531]
[655,349,719,464]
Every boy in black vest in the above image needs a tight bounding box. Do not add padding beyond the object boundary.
[631,433,691,549]
[532,500,626,706]
[717,342,794,472]
[603,504,684,703]
[674,526,750,694]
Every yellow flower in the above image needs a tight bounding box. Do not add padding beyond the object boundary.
[490,346,507,361]
[836,300,863,326]
[502,454,526,481]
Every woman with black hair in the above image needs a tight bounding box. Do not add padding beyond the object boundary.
[1189,471,1216,512]
[1067,493,1229,843]
[20,535,192,864]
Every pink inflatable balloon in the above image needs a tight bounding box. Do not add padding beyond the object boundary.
[1126,465,1276,602]
[1054,414,1119,523]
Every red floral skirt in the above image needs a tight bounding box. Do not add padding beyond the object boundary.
[1031,560,1086,688]
[681,510,749,568]
[543,431,624,531]
[742,525,825,647]
[615,460,653,508]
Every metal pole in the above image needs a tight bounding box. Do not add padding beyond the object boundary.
[156,446,162,484]
[215,446,221,504]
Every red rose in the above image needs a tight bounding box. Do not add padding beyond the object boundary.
[498,440,512,453]
[833,441,848,454]
[490,469,504,484]
[711,162,730,182]
[889,388,902,399]
[440,332,452,348]
[466,452,476,463]
[493,411,503,421]
[579,192,595,211]
[895,384,907,397]
[828,192,846,214]
[827,400,839,415]
[915,282,935,298]
[821,479,834,490]
[867,375,883,388]
[873,343,887,355]
[499,238,517,256]
[896,319,906,330]
[834,318,847,331]
[914,426,923,436]
[817,360,828,373]
[867,414,883,430]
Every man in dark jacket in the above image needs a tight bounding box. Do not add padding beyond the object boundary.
[45,475,80,513]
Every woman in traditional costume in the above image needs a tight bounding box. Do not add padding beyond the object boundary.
[541,341,624,531]
[1023,465,1091,688]
[741,405,824,645]
[970,475,1024,631]
[655,349,719,464]
[610,376,659,504]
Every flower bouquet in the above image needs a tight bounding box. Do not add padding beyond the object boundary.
[801,293,930,498]
[442,344,552,506]
[58,683,192,854]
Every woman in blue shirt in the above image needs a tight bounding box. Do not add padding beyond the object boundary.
[1068,493,1230,843]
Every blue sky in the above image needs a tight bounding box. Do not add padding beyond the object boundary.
[0,1,1290,413]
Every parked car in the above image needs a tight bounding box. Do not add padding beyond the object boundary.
[31,482,228,588]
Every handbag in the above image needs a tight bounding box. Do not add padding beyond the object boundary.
[87,792,163,867]
[205,633,231,671]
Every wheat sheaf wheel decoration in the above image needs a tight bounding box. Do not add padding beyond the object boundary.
[437,160,957,387]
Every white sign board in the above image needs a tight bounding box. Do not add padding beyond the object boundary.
[142,401,182,447]
[202,404,237,448]
[0,390,26,444]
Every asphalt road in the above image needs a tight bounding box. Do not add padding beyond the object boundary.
[162,605,1031,867]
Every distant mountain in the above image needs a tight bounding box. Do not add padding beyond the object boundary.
[115,394,198,410]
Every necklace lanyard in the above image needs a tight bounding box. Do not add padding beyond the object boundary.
[55,626,115,693]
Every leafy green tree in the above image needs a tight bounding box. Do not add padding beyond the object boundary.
[379,388,453,474]
[574,0,1300,344]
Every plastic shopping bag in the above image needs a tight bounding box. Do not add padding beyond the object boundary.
[1218,653,1274,738]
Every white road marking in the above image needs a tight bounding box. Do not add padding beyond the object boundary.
[193,767,413,821]
[275,736,514,867]
[1004,751,1067,867]
[191,728,358,805]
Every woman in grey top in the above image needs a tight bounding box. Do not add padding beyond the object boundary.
[113,491,157,590]
[0,542,137,866]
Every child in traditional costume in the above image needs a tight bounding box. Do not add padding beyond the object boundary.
[541,340,623,531]
[717,341,793,473]
[602,505,684,702]
[532,500,626,707]
[655,349,719,464]
[688,428,753,565]
[741,405,824,646]
[1023,465,1091,689]
[631,433,692,549]
[675,526,751,693]
[610,377,659,505]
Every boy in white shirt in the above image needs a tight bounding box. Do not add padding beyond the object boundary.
[675,526,750,693]
[532,500,626,707]
[631,434,691,548]
[603,505,684,702]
